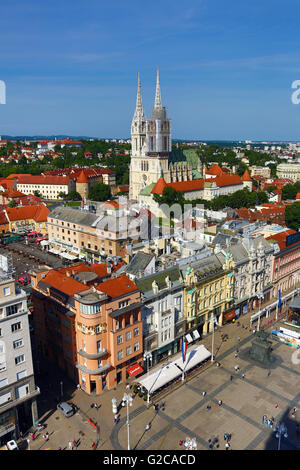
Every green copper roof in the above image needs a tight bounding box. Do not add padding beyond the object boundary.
[139,183,155,195]
[169,148,200,169]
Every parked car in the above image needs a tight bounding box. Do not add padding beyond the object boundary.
[57,402,77,418]
[6,440,18,450]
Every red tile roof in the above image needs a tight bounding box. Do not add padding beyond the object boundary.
[205,163,224,176]
[96,274,137,298]
[41,270,87,296]
[241,170,252,182]
[266,229,297,250]
[213,174,243,187]
[5,204,50,222]
[76,170,89,183]
[15,175,70,185]
[151,178,168,195]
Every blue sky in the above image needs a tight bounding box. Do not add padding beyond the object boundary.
[1,0,300,140]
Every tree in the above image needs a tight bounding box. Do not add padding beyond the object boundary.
[66,191,82,201]
[88,183,111,201]
[33,190,42,198]
[8,199,18,208]
[282,184,297,201]
[285,202,300,231]
[153,187,184,206]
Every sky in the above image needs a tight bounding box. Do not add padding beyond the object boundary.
[1,0,300,140]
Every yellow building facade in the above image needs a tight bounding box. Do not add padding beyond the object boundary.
[182,253,235,335]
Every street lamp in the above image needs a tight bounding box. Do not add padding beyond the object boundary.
[274,422,288,450]
[122,391,133,450]
[60,381,63,398]
[256,293,264,331]
[210,311,218,363]
[143,352,153,405]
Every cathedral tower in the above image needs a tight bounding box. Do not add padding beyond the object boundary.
[129,70,173,200]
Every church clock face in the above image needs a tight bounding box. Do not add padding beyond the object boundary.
[143,174,147,181]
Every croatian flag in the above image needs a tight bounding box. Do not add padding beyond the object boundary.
[182,340,187,363]
[278,289,281,308]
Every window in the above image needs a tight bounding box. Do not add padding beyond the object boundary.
[117,335,123,345]
[133,327,139,337]
[126,346,132,356]
[6,304,18,316]
[125,331,131,341]
[117,350,123,361]
[119,299,129,309]
[134,342,139,352]
[97,340,101,352]
[0,362,6,372]
[11,322,21,333]
[15,354,25,365]
[3,287,10,297]
[0,378,8,388]
[97,358,102,368]
[13,339,23,349]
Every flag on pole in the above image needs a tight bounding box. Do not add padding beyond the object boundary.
[278,289,281,308]
[182,339,187,363]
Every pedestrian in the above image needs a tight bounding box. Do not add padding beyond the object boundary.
[179,440,183,446]
[73,439,77,449]
[275,403,278,409]
[202,391,206,396]
[237,336,240,342]
[242,373,245,379]
[267,370,271,377]
[225,442,230,450]
[69,441,73,450]
[230,375,233,381]
[206,405,211,411]
[92,441,96,449]
[218,400,223,406]
[145,424,150,431]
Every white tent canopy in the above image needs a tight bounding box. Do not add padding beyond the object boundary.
[135,345,211,395]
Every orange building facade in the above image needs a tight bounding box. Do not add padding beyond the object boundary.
[30,263,143,395]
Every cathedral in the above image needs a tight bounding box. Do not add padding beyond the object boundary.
[129,70,204,201]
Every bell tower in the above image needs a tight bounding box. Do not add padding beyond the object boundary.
[129,72,147,200]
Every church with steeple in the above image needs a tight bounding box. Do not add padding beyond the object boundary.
[129,70,203,201]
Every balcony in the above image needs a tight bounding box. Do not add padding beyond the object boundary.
[77,348,108,359]
[0,386,40,414]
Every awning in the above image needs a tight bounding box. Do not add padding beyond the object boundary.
[40,240,49,246]
[127,363,144,377]
[192,329,200,340]
[224,310,236,321]
[135,345,211,394]
[48,248,60,255]
[185,333,193,343]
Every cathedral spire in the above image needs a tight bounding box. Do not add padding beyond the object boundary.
[154,68,162,110]
[134,71,145,119]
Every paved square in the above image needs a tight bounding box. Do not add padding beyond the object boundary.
[111,334,300,450]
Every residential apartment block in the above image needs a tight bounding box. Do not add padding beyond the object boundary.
[0,266,39,445]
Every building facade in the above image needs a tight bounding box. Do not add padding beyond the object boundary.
[136,266,185,367]
[47,206,140,262]
[30,263,143,395]
[0,270,39,445]
[181,253,235,336]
